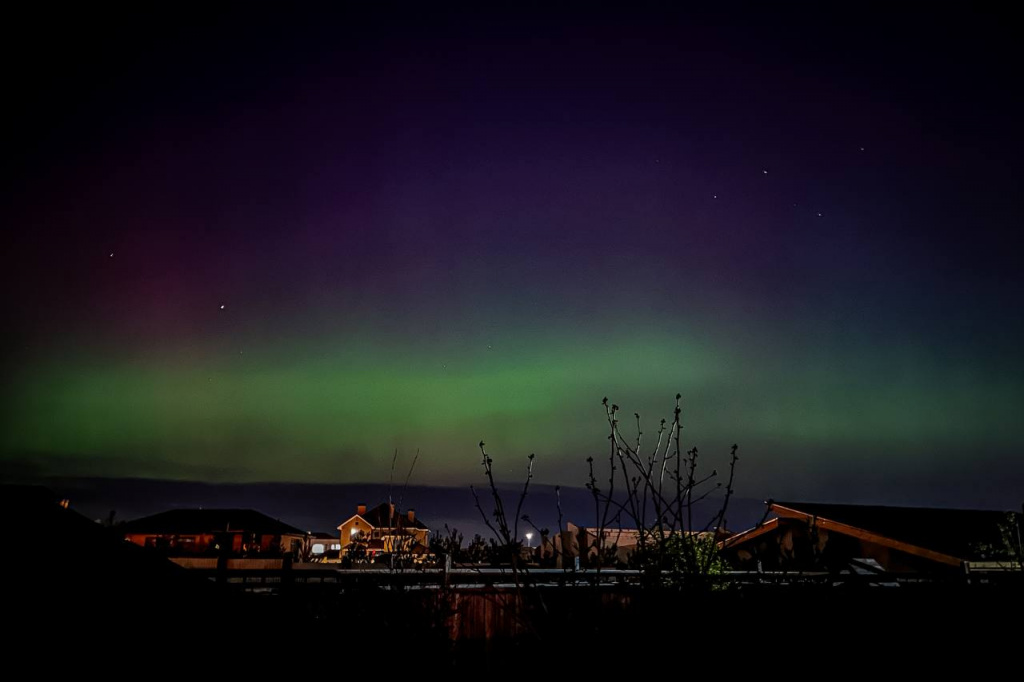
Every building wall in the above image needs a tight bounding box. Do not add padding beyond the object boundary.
[279,533,306,555]
[125,532,218,553]
[556,523,698,566]
[379,528,429,553]
[125,531,305,555]
[338,515,429,556]
[338,516,372,554]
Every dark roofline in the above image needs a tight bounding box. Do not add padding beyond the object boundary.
[769,503,963,566]
[355,502,430,530]
[720,517,781,549]
[120,508,306,536]
[727,499,1022,564]
[773,500,1019,516]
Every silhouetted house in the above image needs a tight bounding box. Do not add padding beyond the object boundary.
[1,485,233,645]
[722,500,1023,573]
[337,502,429,559]
[121,508,308,556]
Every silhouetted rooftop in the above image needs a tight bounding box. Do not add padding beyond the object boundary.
[120,508,305,536]
[773,500,1021,561]
[357,502,429,530]
[0,485,223,631]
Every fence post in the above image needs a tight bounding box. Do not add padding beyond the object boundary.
[216,552,228,586]
[281,555,293,594]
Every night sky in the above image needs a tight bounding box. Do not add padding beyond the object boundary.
[3,4,1022,507]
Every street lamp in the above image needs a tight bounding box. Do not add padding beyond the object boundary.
[525,532,533,548]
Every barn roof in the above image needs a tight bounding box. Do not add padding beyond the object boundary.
[751,501,1021,562]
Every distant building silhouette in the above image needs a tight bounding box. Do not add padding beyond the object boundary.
[722,500,1023,573]
[121,508,308,556]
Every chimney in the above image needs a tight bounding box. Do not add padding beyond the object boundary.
[407,509,415,523]
[357,503,366,516]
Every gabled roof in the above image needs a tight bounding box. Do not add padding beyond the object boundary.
[721,517,782,549]
[758,501,1019,563]
[120,508,305,536]
[348,502,429,530]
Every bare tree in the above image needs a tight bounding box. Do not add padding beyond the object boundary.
[592,394,738,587]
[470,442,535,581]
[472,394,742,587]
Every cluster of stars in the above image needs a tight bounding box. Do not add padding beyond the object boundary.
[702,148,865,216]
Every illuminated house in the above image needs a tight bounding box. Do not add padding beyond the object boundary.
[337,503,430,558]
[122,508,308,556]
[308,532,343,561]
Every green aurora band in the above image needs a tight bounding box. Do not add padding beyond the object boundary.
[5,324,1020,496]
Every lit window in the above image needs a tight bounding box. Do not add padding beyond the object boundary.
[312,543,325,554]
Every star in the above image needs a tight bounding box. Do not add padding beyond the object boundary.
[762,169,768,175]
[109,253,114,258]
[817,213,822,217]
[860,147,865,151]
[219,304,225,310]
[713,194,718,199]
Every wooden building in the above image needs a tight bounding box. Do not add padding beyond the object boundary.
[722,500,1022,573]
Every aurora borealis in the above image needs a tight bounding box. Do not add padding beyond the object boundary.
[2,4,1022,506]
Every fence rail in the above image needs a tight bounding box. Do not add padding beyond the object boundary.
[176,563,1023,591]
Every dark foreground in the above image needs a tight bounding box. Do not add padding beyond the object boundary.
[11,574,1022,673]
[4,486,1020,672]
